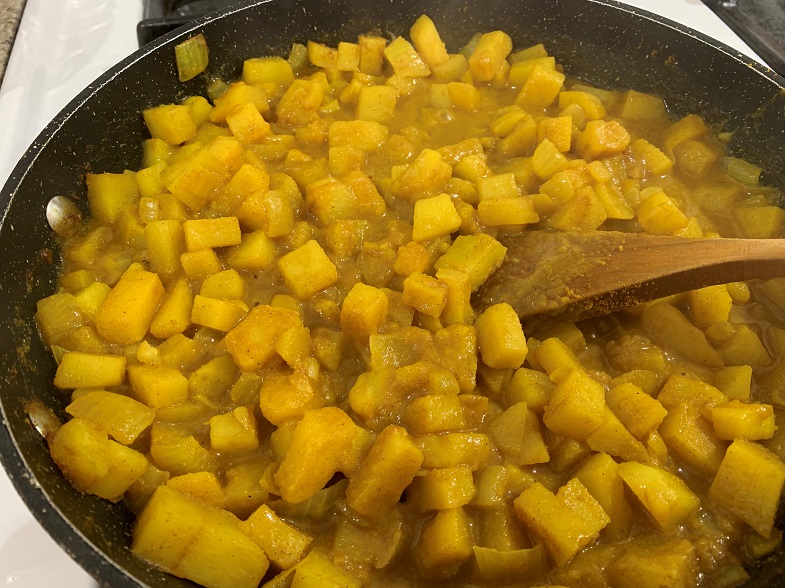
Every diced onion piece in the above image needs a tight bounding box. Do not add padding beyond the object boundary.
[175,33,209,82]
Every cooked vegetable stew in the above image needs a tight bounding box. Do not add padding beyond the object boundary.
[34,14,785,588]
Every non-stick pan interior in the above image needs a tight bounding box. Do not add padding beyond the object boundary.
[0,0,783,585]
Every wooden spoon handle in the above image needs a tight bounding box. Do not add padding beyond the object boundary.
[475,231,785,324]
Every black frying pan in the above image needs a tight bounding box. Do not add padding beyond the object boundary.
[1,0,784,586]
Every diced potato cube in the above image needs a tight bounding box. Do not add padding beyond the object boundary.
[660,402,726,475]
[224,304,302,372]
[574,452,633,539]
[278,240,338,300]
[356,84,398,122]
[415,507,474,579]
[609,540,698,588]
[87,172,139,225]
[515,65,565,110]
[239,504,313,570]
[209,406,259,454]
[150,278,193,340]
[708,439,785,537]
[390,148,452,202]
[403,394,487,434]
[469,31,512,82]
[259,369,321,426]
[710,400,775,441]
[95,267,164,344]
[408,466,475,510]
[475,303,527,369]
[543,369,606,440]
[128,364,189,408]
[402,272,449,318]
[641,301,723,367]
[346,425,423,516]
[410,15,449,68]
[191,295,248,332]
[276,80,324,128]
[181,249,222,281]
[305,176,357,224]
[412,193,462,242]
[384,37,430,77]
[586,406,648,463]
[54,351,126,389]
[417,432,491,470]
[274,407,359,503]
[605,382,667,440]
[243,56,294,89]
[183,217,241,251]
[328,119,389,152]
[436,268,474,326]
[619,90,667,120]
[49,418,147,501]
[340,282,388,341]
[637,188,689,234]
[166,472,224,509]
[714,365,752,400]
[145,219,186,281]
[574,120,631,161]
[513,479,609,566]
[618,461,700,531]
[132,486,269,588]
[434,233,506,291]
[143,104,197,145]
[226,102,272,144]
[504,368,554,412]
[631,138,673,175]
[226,230,277,272]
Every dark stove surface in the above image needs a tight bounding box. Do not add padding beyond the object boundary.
[138,0,241,46]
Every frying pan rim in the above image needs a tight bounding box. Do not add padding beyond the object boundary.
[0,0,783,585]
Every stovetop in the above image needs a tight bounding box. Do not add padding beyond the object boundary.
[0,1,768,586]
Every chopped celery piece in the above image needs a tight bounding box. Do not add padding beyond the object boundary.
[722,156,761,185]
[175,33,209,82]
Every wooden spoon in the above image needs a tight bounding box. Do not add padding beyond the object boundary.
[474,231,785,326]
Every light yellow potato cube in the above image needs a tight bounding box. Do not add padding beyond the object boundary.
[478,196,539,227]
[132,486,269,588]
[49,417,147,501]
[278,240,338,300]
[225,230,277,272]
[410,14,449,68]
[475,303,527,369]
[408,466,476,511]
[226,102,272,144]
[145,219,185,280]
[447,82,480,111]
[128,364,189,408]
[631,138,673,175]
[434,233,507,291]
[150,278,193,340]
[513,479,609,566]
[86,172,139,225]
[224,304,302,372]
[359,35,387,75]
[714,365,752,400]
[515,64,565,110]
[469,31,512,82]
[209,406,259,454]
[183,217,242,251]
[274,407,359,503]
[574,454,632,542]
[242,56,294,89]
[356,85,398,122]
[533,337,583,382]
[573,119,631,160]
[586,406,648,463]
[412,193,462,242]
[239,504,312,570]
[94,267,164,345]
[210,82,269,123]
[477,173,518,200]
[415,507,474,579]
[384,36,430,78]
[143,104,197,145]
[276,80,324,128]
[543,369,605,440]
[402,272,449,318]
[200,269,246,300]
[609,540,698,588]
[328,119,389,152]
[436,268,474,326]
[605,382,667,440]
[416,432,491,470]
[637,188,689,234]
[340,282,388,342]
[259,370,321,426]
[191,295,248,332]
[181,249,222,281]
[710,400,775,441]
[305,176,356,224]
[708,439,785,537]
[618,461,700,531]
[346,425,424,516]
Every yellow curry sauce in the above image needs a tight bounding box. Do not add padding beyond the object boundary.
[34,14,785,588]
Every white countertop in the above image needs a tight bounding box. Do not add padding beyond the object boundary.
[0,0,764,585]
